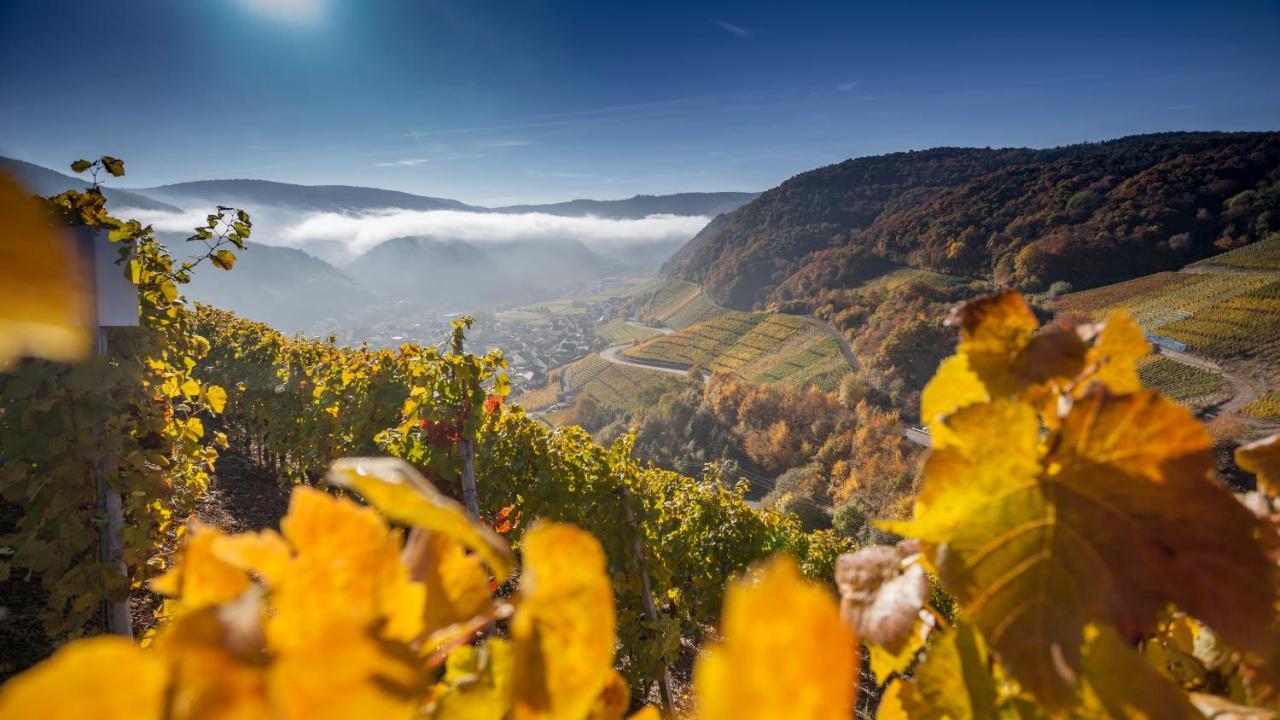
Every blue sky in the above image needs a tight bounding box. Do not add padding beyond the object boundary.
[2,0,1278,205]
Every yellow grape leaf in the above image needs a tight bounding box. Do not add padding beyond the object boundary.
[876,680,913,720]
[925,292,1097,436]
[206,384,228,414]
[433,639,514,720]
[588,668,631,720]
[0,636,166,720]
[835,544,929,652]
[0,171,91,371]
[402,529,496,638]
[892,388,1276,707]
[948,291,1086,400]
[920,354,989,448]
[153,608,274,720]
[271,486,426,650]
[1076,312,1148,397]
[511,522,616,720]
[627,709,662,720]
[912,623,999,720]
[1080,624,1202,719]
[694,554,856,720]
[150,524,251,611]
[327,458,514,583]
[948,290,1041,397]
[211,529,293,586]
[269,622,426,720]
[1237,434,1280,497]
[868,617,930,684]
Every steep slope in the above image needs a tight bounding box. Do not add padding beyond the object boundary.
[665,132,1280,309]
[0,156,180,212]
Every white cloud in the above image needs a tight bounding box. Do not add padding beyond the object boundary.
[280,209,711,262]
[114,208,213,234]
[112,206,712,265]
[376,158,429,167]
[713,19,753,38]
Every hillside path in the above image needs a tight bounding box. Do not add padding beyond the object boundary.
[628,320,674,336]
[799,315,860,372]
[1152,346,1261,416]
[599,344,691,376]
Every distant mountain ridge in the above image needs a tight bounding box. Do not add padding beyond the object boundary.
[495,192,757,219]
[1,155,756,219]
[664,131,1280,309]
[0,157,181,212]
[133,178,480,214]
[0,155,752,330]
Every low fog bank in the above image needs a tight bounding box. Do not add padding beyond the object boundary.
[116,206,710,265]
[116,205,712,332]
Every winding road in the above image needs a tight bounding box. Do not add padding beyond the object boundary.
[598,344,691,376]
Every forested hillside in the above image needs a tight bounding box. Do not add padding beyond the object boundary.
[666,132,1280,309]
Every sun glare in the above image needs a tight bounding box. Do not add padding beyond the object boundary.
[240,0,326,24]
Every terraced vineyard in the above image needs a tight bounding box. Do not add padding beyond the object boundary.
[641,278,725,329]
[596,319,661,344]
[562,353,686,408]
[514,352,686,414]
[1191,234,1280,271]
[1137,356,1224,404]
[857,267,970,293]
[1055,248,1280,416]
[1056,271,1278,343]
[622,312,851,391]
[511,377,562,412]
[1244,392,1280,419]
[1160,281,1280,361]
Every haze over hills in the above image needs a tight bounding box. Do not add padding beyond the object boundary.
[665,131,1280,309]
[0,155,758,332]
[178,238,377,332]
[344,235,610,308]
[494,192,758,219]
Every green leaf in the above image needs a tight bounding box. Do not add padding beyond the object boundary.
[70,159,92,174]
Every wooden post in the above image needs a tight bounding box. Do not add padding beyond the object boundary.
[453,331,481,518]
[619,485,675,711]
[460,438,480,518]
[94,327,133,638]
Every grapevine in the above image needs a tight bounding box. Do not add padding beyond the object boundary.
[0,158,247,637]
